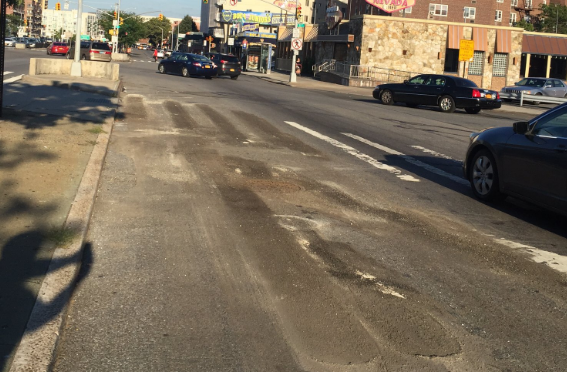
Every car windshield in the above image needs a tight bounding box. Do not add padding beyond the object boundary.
[221,55,239,63]
[192,55,211,62]
[516,78,546,87]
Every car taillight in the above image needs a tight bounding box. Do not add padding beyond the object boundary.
[220,59,228,64]
[472,89,481,98]
[193,62,201,66]
[90,49,100,54]
[105,51,111,54]
[496,92,500,100]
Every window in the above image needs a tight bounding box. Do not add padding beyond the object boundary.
[511,0,518,5]
[444,49,459,72]
[510,12,517,25]
[532,107,567,138]
[525,0,532,7]
[428,77,446,86]
[493,53,508,77]
[497,0,504,3]
[468,51,484,75]
[553,80,565,87]
[306,0,309,5]
[409,75,432,84]
[464,7,476,19]
[495,10,503,22]
[404,6,412,13]
[429,3,448,16]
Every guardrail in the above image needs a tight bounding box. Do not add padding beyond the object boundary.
[500,91,567,106]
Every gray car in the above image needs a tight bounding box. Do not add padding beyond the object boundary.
[66,41,112,62]
[501,77,567,102]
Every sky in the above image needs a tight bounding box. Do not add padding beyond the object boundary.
[64,0,201,19]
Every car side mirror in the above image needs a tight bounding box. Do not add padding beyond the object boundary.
[513,121,530,135]
[514,82,519,86]
[404,80,409,85]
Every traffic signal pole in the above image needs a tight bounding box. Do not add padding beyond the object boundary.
[289,0,298,83]
[70,0,83,76]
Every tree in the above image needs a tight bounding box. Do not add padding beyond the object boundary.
[515,19,535,32]
[97,10,146,48]
[6,14,22,36]
[537,4,567,33]
[178,15,196,34]
[144,16,172,44]
[53,28,64,41]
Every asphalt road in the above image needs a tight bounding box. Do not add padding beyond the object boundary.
[43,49,567,371]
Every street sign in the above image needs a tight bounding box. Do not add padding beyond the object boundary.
[228,38,234,46]
[291,38,303,51]
[230,0,237,5]
[459,39,474,62]
[292,28,300,38]
[116,25,120,29]
[111,35,118,43]
[298,23,305,27]
[113,20,118,27]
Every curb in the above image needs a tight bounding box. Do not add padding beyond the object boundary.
[21,75,120,97]
[8,112,115,372]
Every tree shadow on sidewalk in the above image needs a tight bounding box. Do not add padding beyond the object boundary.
[0,233,93,372]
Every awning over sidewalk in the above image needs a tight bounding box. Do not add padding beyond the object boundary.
[472,28,487,51]
[523,34,567,56]
[447,25,463,49]
[496,29,512,53]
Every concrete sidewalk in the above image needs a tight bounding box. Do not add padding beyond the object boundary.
[244,69,546,116]
[0,76,117,372]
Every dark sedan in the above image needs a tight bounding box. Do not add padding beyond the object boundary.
[463,103,567,216]
[158,53,216,79]
[205,53,241,79]
[373,74,501,114]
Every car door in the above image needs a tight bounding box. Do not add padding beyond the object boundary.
[502,106,567,211]
[397,75,429,103]
[553,79,567,98]
[420,76,446,106]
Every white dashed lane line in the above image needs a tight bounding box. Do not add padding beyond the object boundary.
[284,121,420,182]
[410,145,461,163]
[3,71,13,76]
[342,133,469,186]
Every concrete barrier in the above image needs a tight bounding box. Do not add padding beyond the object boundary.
[29,58,120,81]
[15,43,28,49]
[111,53,131,62]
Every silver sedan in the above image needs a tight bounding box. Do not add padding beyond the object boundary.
[501,77,567,98]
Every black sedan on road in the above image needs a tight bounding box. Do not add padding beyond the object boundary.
[205,53,241,80]
[373,74,501,113]
[463,104,567,216]
[158,53,217,79]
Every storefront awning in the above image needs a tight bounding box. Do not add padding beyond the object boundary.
[447,25,463,49]
[496,29,512,53]
[472,28,487,51]
[523,34,567,56]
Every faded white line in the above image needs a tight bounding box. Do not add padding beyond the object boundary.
[284,121,419,182]
[496,238,567,274]
[3,71,13,76]
[343,133,469,186]
[411,145,459,162]
[4,74,23,84]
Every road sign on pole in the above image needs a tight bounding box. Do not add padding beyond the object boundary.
[291,38,303,51]
[458,39,474,61]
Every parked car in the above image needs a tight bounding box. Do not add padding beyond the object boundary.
[463,103,567,216]
[4,37,16,47]
[501,77,567,103]
[205,53,241,80]
[47,42,69,56]
[27,38,38,48]
[66,41,111,62]
[14,38,30,48]
[165,49,173,57]
[373,74,501,114]
[158,53,216,78]
[157,49,165,59]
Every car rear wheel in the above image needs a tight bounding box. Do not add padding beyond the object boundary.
[439,95,455,113]
[380,90,394,105]
[469,149,504,201]
[532,92,542,105]
[66,52,71,59]
[159,65,165,74]
[465,107,481,114]
[182,67,189,77]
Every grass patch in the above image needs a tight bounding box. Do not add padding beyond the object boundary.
[44,226,78,248]
[86,126,106,134]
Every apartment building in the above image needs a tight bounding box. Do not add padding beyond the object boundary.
[41,9,101,40]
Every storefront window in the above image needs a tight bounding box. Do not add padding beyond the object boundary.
[444,49,459,73]
[493,53,508,77]
[468,51,484,75]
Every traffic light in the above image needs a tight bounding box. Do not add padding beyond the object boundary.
[120,17,123,25]
[159,14,163,21]
[114,11,117,19]
[296,5,302,19]
[55,2,60,10]
[24,19,27,25]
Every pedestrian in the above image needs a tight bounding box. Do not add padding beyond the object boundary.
[153,48,158,63]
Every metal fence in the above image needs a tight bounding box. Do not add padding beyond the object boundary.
[500,91,567,106]
[313,60,419,83]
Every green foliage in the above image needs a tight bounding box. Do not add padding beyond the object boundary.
[515,19,535,31]
[53,28,64,41]
[7,0,24,7]
[6,14,22,36]
[144,16,172,41]
[538,4,567,33]
[98,10,146,47]
[178,15,198,34]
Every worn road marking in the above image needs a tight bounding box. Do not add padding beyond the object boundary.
[3,71,13,76]
[495,238,567,274]
[343,133,469,186]
[4,74,23,84]
[410,145,460,162]
[284,122,419,182]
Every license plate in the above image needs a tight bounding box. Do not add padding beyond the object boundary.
[230,69,235,72]
[486,94,492,99]
[205,65,210,69]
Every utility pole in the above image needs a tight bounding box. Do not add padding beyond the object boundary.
[289,0,298,83]
[70,0,83,76]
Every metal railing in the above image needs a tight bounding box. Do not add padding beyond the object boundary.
[500,91,567,106]
[350,65,418,83]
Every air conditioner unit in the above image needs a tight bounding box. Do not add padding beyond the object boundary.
[430,10,435,15]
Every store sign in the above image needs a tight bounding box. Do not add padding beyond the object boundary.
[238,31,277,39]
[270,15,296,25]
[365,0,416,13]
[326,6,343,30]
[221,10,272,24]
[242,23,259,32]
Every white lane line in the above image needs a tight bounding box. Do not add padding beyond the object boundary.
[410,145,459,162]
[284,121,420,182]
[4,74,23,84]
[342,133,469,186]
[3,71,13,76]
[494,238,567,274]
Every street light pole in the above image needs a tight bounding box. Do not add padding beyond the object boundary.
[289,0,298,83]
[70,0,83,76]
